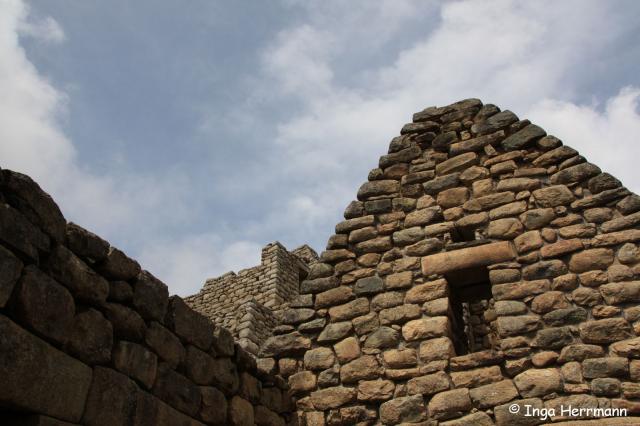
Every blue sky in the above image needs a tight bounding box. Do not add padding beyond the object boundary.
[2,0,640,295]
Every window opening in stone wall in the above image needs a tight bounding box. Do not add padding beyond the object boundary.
[445,266,495,355]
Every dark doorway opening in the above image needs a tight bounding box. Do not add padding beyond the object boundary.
[445,266,494,355]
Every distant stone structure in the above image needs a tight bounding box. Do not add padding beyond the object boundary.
[186,243,318,355]
[2,98,640,425]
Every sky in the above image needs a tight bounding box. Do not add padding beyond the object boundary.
[1,0,640,296]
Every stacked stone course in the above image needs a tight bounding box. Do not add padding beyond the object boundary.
[258,98,640,425]
[0,170,294,425]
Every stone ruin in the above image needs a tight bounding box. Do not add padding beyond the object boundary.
[2,98,640,425]
[185,243,318,355]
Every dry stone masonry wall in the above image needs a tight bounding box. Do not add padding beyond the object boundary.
[258,98,640,425]
[186,242,317,355]
[0,170,295,425]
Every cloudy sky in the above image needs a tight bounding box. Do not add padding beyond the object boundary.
[2,0,639,296]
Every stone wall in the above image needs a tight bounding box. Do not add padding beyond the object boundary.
[258,99,640,425]
[0,169,294,425]
[186,242,317,355]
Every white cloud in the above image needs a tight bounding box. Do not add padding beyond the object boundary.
[19,14,66,44]
[137,234,262,296]
[252,0,640,249]
[528,87,640,194]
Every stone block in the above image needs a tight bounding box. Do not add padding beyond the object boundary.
[357,379,394,401]
[406,371,450,396]
[514,368,562,398]
[379,304,421,325]
[402,316,450,341]
[165,296,213,350]
[441,411,494,426]
[340,355,380,383]
[328,298,369,322]
[522,260,567,280]
[304,347,336,370]
[531,326,574,349]
[385,271,413,289]
[531,291,569,313]
[212,326,236,357]
[113,341,158,389]
[46,245,109,304]
[65,222,109,262]
[519,208,555,229]
[210,357,240,396]
[600,281,640,305]
[108,280,133,303]
[184,345,215,385]
[289,371,316,394]
[436,152,478,175]
[451,365,503,388]
[421,241,516,276]
[0,203,49,261]
[364,326,400,349]
[610,337,640,358]
[558,344,605,363]
[469,379,518,408]
[532,185,575,207]
[133,390,205,426]
[494,397,544,426]
[357,180,399,200]
[103,303,146,342]
[133,271,169,322]
[569,248,614,273]
[383,348,417,368]
[583,357,629,379]
[97,246,141,281]
[579,318,632,344]
[333,337,360,363]
[67,308,113,365]
[428,388,472,420]
[514,230,543,253]
[13,265,75,345]
[152,363,201,417]
[493,279,550,300]
[419,337,455,362]
[0,243,22,307]
[496,315,540,337]
[0,314,92,423]
[488,218,524,239]
[199,386,227,425]
[405,279,447,303]
[551,162,601,185]
[450,350,503,371]
[380,394,426,424]
[310,386,357,410]
[1,170,66,242]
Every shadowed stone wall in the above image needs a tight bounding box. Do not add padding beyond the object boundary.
[0,169,294,426]
[257,99,640,425]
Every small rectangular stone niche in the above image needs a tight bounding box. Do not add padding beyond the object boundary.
[450,225,476,243]
[445,266,495,355]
